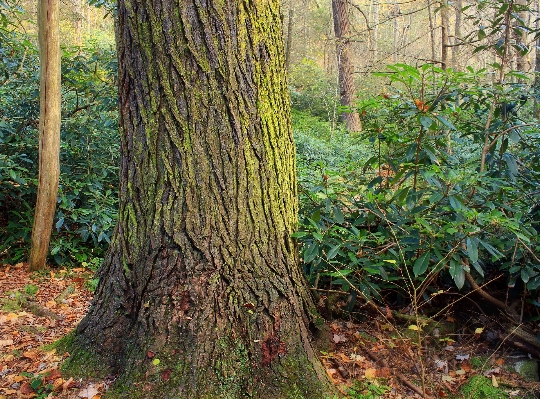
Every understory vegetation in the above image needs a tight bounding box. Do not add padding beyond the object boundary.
[1,6,540,319]
[1,16,118,266]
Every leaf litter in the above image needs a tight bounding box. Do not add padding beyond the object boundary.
[0,263,94,399]
[1,263,539,398]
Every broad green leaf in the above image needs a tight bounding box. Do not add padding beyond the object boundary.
[304,243,319,263]
[527,276,540,291]
[333,206,344,224]
[515,231,530,243]
[420,116,433,129]
[472,262,484,277]
[466,237,478,263]
[503,154,518,176]
[521,268,530,284]
[478,29,486,40]
[449,195,463,211]
[436,115,456,130]
[509,130,521,144]
[413,251,431,277]
[449,258,465,289]
[327,244,341,260]
[291,231,309,238]
[479,240,503,259]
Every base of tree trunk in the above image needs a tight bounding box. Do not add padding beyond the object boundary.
[59,325,334,399]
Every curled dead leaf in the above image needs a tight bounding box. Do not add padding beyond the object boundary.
[53,378,65,391]
[332,334,347,344]
[62,377,75,391]
[78,384,99,398]
[20,381,34,395]
[23,350,39,360]
[161,368,172,381]
[0,339,14,347]
[364,368,377,379]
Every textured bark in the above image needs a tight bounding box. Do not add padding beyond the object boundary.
[29,0,61,271]
[332,0,362,132]
[67,1,331,398]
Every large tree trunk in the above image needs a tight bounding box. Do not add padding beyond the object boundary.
[29,0,61,271]
[65,1,332,398]
[332,0,362,132]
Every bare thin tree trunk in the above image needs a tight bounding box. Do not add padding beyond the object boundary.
[452,0,462,70]
[393,0,400,63]
[534,0,540,117]
[73,0,83,46]
[332,0,362,131]
[514,0,528,73]
[441,0,450,69]
[285,4,294,70]
[29,0,61,271]
[371,0,379,60]
[427,0,436,62]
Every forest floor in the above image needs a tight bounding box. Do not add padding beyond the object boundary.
[1,263,540,399]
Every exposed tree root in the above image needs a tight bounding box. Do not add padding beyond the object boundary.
[465,272,519,320]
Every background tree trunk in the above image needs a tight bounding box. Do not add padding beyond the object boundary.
[440,0,450,69]
[371,0,379,61]
[66,1,332,398]
[427,0,436,62]
[452,0,463,70]
[285,4,294,71]
[332,0,362,131]
[534,0,540,117]
[29,0,61,271]
[514,0,529,74]
[393,0,400,63]
[72,0,83,46]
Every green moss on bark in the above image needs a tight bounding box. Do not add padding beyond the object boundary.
[58,331,332,399]
[48,332,111,379]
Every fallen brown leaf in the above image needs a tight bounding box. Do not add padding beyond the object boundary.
[20,381,34,394]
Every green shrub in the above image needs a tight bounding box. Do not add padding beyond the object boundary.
[296,64,540,306]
